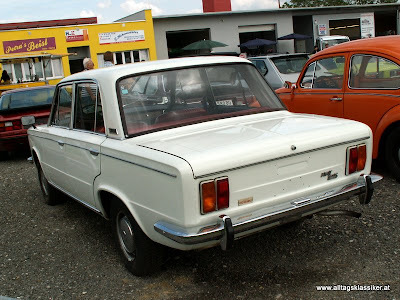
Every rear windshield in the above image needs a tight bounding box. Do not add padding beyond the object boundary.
[0,87,55,111]
[118,63,285,136]
[270,55,309,74]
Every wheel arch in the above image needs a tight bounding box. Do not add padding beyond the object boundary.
[375,105,400,159]
[377,120,400,160]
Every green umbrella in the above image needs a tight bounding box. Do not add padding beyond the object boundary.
[183,39,228,50]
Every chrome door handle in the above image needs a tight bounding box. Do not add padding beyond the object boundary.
[330,97,342,101]
[89,148,99,156]
[57,140,65,146]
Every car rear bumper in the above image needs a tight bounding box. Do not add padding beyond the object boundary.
[154,174,382,250]
[0,134,29,151]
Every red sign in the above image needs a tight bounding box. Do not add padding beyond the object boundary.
[3,37,56,54]
[65,29,89,42]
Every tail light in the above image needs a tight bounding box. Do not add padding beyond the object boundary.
[0,120,23,132]
[346,144,367,175]
[200,177,229,214]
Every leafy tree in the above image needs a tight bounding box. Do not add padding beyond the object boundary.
[282,0,396,8]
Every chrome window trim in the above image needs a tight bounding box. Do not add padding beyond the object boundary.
[348,54,400,90]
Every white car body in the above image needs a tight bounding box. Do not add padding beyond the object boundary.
[27,56,381,275]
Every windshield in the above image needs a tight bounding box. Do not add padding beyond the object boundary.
[270,55,309,74]
[118,63,285,136]
[0,87,55,111]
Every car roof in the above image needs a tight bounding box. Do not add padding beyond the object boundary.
[319,35,349,40]
[249,53,309,59]
[60,56,252,84]
[313,36,400,58]
[1,85,55,95]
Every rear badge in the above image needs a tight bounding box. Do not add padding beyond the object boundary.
[238,197,253,206]
[321,170,338,180]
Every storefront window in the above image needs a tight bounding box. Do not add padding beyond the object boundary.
[97,49,148,68]
[1,57,63,83]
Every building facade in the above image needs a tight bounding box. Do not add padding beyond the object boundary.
[119,4,400,60]
[0,10,157,89]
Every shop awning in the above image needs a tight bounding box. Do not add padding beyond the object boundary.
[0,52,76,64]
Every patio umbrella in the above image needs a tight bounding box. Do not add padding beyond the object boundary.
[182,39,228,50]
[277,33,312,40]
[239,38,277,48]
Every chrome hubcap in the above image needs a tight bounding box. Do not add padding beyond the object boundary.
[117,214,135,260]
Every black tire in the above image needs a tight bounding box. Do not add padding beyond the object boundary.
[111,201,163,276]
[385,127,400,181]
[38,166,60,205]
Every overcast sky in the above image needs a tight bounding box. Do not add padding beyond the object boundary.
[0,0,280,24]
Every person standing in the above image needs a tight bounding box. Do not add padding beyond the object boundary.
[103,51,114,67]
[1,70,11,84]
[83,57,95,71]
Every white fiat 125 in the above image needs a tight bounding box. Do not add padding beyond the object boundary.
[27,56,381,276]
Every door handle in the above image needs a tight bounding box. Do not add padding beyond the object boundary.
[330,97,343,101]
[57,140,65,146]
[89,148,99,156]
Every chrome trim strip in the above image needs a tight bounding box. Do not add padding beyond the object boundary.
[194,136,370,179]
[101,153,177,178]
[30,134,177,178]
[154,174,382,246]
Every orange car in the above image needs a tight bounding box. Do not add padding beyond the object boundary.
[276,36,400,180]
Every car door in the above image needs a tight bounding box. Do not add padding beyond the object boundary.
[344,53,400,133]
[286,55,347,118]
[62,81,106,209]
[38,83,73,191]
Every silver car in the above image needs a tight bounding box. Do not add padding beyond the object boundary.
[249,53,309,90]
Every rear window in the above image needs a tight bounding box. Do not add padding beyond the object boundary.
[270,55,309,74]
[0,87,55,111]
[118,63,285,136]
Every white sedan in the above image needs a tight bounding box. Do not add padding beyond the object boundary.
[27,56,381,276]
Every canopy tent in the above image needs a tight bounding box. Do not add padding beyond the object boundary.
[277,33,312,40]
[183,39,228,51]
[239,38,277,48]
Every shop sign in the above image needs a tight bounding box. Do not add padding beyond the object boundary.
[65,29,89,42]
[360,13,375,38]
[318,24,327,36]
[3,37,56,54]
[98,30,145,45]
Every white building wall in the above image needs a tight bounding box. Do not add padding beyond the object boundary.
[153,11,295,60]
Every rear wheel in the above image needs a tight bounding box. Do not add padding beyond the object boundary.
[38,166,60,205]
[111,201,163,276]
[385,127,400,181]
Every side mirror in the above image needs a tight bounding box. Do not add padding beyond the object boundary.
[21,116,36,129]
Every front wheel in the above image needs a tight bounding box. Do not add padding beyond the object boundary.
[385,127,400,181]
[111,201,163,276]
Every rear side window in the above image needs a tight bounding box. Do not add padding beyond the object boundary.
[349,54,400,89]
[0,87,55,110]
[270,55,308,74]
[51,85,73,127]
[250,60,268,75]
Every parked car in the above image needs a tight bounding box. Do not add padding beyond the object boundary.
[276,35,400,180]
[0,85,55,159]
[27,56,381,276]
[249,53,309,90]
[315,35,350,50]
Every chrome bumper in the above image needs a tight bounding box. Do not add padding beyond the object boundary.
[154,174,382,250]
